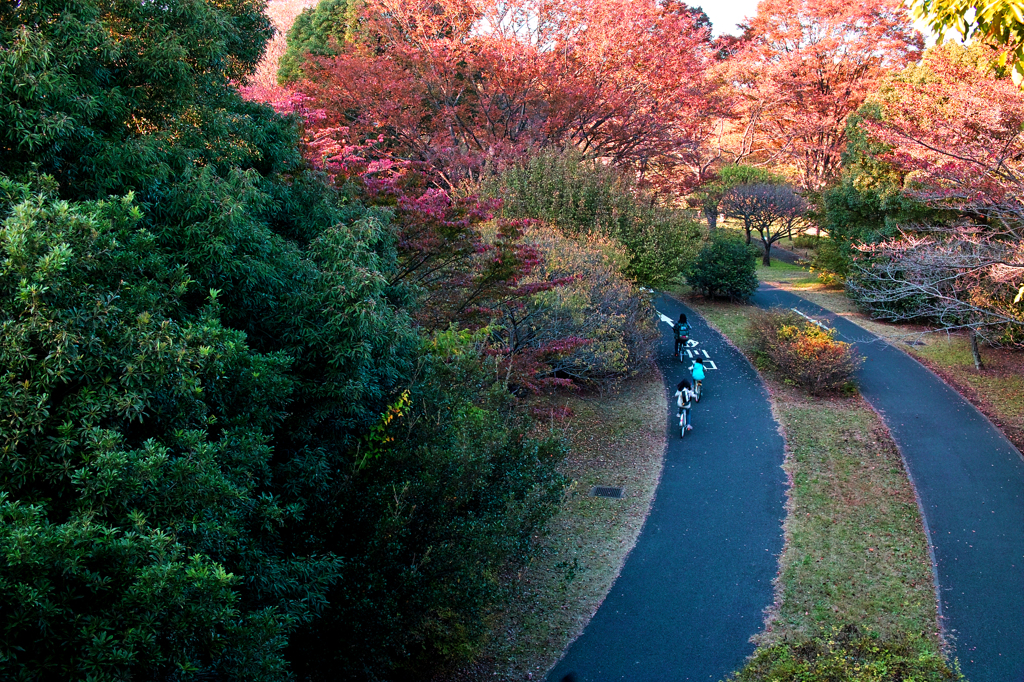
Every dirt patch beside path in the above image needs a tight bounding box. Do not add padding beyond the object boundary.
[439,367,667,681]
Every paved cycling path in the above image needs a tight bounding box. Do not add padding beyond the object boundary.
[754,285,1024,682]
[546,295,786,681]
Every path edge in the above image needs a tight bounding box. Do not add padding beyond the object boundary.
[665,292,794,647]
[540,358,671,680]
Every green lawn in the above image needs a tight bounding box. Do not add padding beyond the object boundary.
[757,260,820,286]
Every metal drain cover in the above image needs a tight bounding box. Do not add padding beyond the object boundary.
[590,486,624,499]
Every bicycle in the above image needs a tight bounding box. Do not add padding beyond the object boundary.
[678,407,690,438]
[690,357,706,401]
[674,332,689,363]
[674,379,694,438]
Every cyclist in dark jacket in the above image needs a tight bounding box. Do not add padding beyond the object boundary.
[673,313,691,357]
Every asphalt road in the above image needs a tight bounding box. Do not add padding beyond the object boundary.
[753,285,1024,682]
[546,295,787,682]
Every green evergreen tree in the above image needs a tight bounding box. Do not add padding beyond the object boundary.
[685,234,760,301]
[1,1,567,679]
[278,0,360,84]
[814,102,948,281]
[0,177,311,679]
[482,148,704,286]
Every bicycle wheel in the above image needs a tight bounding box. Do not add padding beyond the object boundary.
[678,341,686,363]
[694,381,702,403]
[679,412,686,438]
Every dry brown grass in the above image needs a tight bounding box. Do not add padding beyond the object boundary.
[439,368,667,681]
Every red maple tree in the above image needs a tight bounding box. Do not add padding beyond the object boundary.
[865,44,1024,216]
[724,0,923,190]
[849,45,1024,361]
[291,0,723,191]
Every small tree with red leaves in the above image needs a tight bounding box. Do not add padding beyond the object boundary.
[847,44,1024,366]
[283,0,724,192]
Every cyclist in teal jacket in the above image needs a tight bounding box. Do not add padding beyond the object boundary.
[691,357,706,383]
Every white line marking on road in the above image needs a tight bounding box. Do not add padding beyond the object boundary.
[702,350,710,358]
[656,310,675,326]
[687,339,699,347]
[790,307,832,331]
[686,350,693,358]
[704,360,718,370]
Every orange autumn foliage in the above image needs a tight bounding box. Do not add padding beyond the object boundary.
[750,309,862,394]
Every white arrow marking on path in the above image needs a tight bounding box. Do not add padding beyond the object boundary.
[790,307,832,331]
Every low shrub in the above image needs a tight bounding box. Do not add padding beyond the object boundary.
[685,235,759,301]
[730,625,962,682]
[492,227,659,391]
[810,237,854,285]
[481,148,705,286]
[750,309,862,395]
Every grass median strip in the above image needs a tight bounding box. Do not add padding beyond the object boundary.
[688,298,944,662]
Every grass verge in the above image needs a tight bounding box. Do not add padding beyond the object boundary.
[687,298,942,657]
[445,368,667,681]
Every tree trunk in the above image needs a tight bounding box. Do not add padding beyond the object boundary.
[969,327,984,370]
[744,225,752,244]
[762,239,771,266]
[704,207,718,231]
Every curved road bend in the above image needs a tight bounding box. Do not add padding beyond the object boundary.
[546,295,786,682]
[753,285,1024,682]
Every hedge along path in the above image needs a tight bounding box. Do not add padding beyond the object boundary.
[753,284,1024,682]
[688,299,940,650]
[546,295,786,682]
[460,370,669,681]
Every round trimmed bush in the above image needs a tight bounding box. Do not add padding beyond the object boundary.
[686,235,759,301]
[749,309,863,395]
